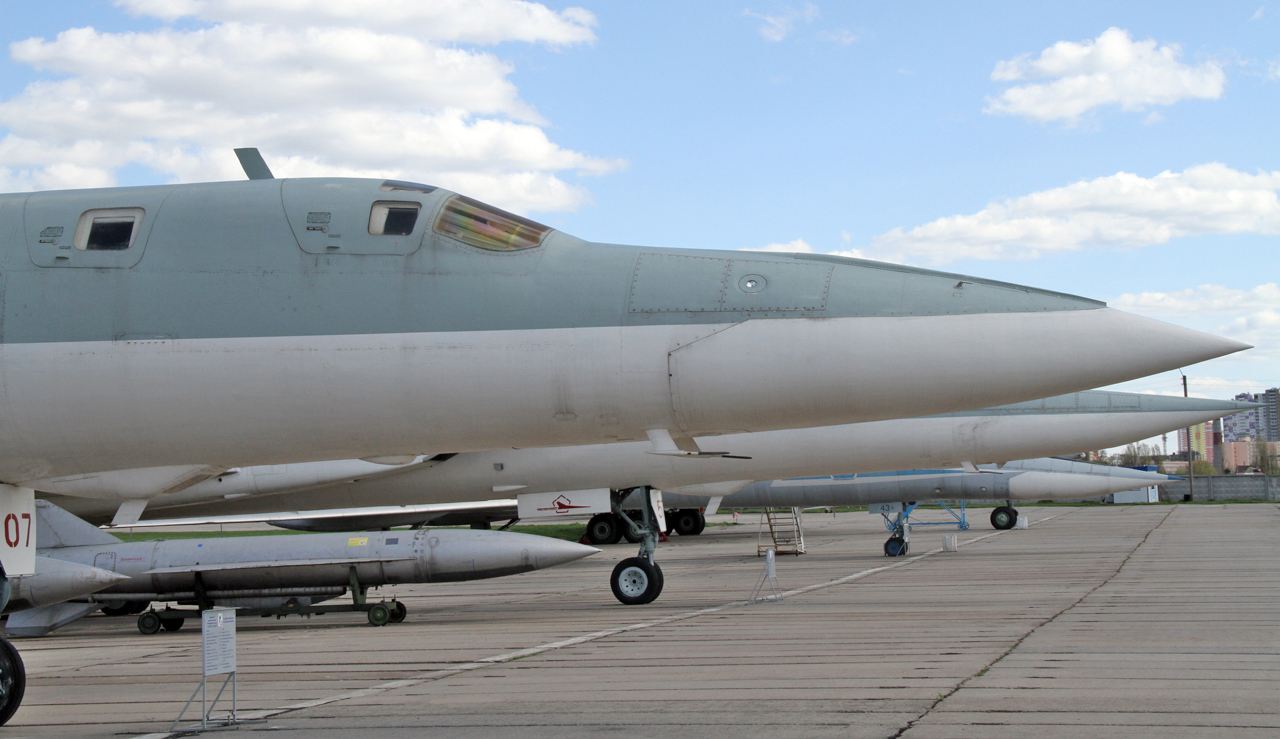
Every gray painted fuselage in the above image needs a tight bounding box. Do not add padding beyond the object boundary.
[0,178,1248,486]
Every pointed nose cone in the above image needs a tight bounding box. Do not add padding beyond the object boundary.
[669,304,1251,434]
[528,537,600,570]
[1097,309,1252,374]
[26,558,132,607]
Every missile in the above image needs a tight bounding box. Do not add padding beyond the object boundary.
[660,458,1176,511]
[4,557,129,613]
[5,501,597,636]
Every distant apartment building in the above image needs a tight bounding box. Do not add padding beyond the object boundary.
[1220,437,1280,472]
[1224,389,1279,442]
[1179,421,1214,464]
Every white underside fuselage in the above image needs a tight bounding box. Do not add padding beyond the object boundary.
[3,308,1241,486]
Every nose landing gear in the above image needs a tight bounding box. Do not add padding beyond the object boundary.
[607,487,665,605]
[990,504,1019,530]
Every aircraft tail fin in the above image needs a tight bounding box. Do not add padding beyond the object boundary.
[36,500,121,549]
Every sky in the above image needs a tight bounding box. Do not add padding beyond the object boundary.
[0,0,1276,421]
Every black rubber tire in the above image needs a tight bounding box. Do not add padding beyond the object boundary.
[586,513,623,546]
[691,511,706,535]
[883,536,909,557]
[610,557,661,605]
[990,506,1016,530]
[137,611,162,635]
[0,637,25,727]
[160,618,184,632]
[643,562,664,604]
[388,601,407,623]
[368,603,391,626]
[129,600,151,615]
[621,520,642,544]
[100,602,132,617]
[671,510,702,536]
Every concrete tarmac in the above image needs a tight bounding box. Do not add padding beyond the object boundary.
[6,504,1279,738]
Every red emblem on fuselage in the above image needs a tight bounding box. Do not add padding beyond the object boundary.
[536,495,591,514]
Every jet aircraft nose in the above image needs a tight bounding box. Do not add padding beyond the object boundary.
[662,253,1250,436]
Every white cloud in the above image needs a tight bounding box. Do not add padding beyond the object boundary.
[818,29,857,45]
[743,3,818,42]
[1111,283,1280,316]
[0,1,619,213]
[117,0,598,46]
[1251,6,1265,21]
[1270,60,1280,80]
[743,238,870,262]
[747,238,815,253]
[985,27,1225,123]
[864,163,1280,265]
[1112,283,1280,364]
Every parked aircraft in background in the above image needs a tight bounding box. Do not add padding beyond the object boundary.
[652,457,1175,555]
[62,391,1254,603]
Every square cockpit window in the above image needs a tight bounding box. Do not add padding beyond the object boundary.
[369,201,421,236]
[74,208,144,251]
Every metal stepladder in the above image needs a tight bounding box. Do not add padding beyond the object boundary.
[758,507,805,556]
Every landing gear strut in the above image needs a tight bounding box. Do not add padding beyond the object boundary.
[990,503,1019,530]
[608,487,664,605]
[883,508,911,557]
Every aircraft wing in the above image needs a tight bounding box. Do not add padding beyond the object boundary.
[143,557,415,574]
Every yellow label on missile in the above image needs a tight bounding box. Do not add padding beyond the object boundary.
[347,537,369,546]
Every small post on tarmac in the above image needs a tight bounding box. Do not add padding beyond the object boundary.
[749,548,784,603]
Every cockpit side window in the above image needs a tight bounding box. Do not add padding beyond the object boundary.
[74,208,144,251]
[369,201,421,236]
[433,195,551,252]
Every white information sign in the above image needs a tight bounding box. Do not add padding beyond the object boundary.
[202,608,236,677]
[868,501,904,516]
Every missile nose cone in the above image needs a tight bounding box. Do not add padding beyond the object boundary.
[529,537,600,570]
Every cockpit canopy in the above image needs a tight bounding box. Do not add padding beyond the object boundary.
[434,194,551,252]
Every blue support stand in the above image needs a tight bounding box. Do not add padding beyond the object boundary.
[882,500,969,532]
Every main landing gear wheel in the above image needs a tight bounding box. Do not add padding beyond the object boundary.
[621,522,642,544]
[160,617,185,632]
[610,557,663,605]
[671,509,706,536]
[883,536,909,557]
[101,602,132,617]
[367,603,391,626]
[388,601,408,623]
[990,506,1018,530]
[586,513,623,545]
[137,611,162,635]
[0,637,25,727]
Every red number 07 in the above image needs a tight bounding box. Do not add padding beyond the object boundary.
[3,513,29,548]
